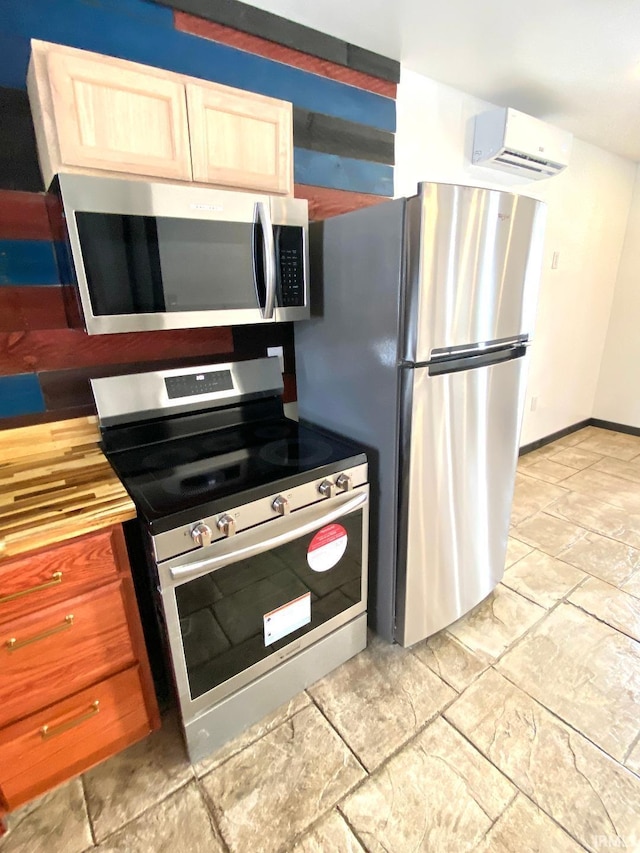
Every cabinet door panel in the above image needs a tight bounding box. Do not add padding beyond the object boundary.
[0,666,151,810]
[47,52,192,181]
[0,582,134,727]
[187,82,292,194]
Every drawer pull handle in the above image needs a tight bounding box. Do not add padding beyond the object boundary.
[0,571,63,604]
[6,614,74,651]
[41,700,100,739]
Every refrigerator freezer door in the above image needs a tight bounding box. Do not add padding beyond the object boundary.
[404,183,546,364]
[396,353,528,647]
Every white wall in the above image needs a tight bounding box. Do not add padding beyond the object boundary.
[395,69,636,446]
[594,164,640,428]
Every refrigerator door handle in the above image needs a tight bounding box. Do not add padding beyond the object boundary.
[428,343,527,376]
[429,335,529,361]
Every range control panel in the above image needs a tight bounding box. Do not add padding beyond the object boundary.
[165,370,234,400]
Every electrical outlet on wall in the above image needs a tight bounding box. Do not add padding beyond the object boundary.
[530,396,538,412]
[551,251,560,269]
[267,346,285,372]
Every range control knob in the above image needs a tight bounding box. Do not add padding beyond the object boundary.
[191,522,212,547]
[336,473,353,492]
[318,479,336,498]
[272,495,290,516]
[217,514,236,537]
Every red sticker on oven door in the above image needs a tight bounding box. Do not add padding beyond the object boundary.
[307,523,348,572]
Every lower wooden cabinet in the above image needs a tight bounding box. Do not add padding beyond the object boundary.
[0,525,159,826]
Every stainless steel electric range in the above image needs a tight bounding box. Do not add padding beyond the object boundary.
[92,357,368,763]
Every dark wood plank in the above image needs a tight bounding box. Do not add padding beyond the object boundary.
[174,12,396,98]
[39,354,240,412]
[0,286,68,331]
[0,328,234,375]
[164,0,399,82]
[282,372,296,404]
[294,184,388,221]
[294,108,394,165]
[0,407,94,432]
[0,88,43,194]
[0,191,51,240]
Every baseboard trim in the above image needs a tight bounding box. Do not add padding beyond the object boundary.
[589,418,640,438]
[519,420,590,456]
[520,417,640,456]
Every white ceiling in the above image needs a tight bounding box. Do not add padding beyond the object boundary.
[243,0,640,163]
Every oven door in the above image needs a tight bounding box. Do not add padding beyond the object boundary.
[157,486,368,721]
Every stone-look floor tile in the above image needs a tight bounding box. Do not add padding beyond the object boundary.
[474,793,584,853]
[84,710,193,842]
[502,549,586,608]
[446,584,545,660]
[341,716,516,853]
[626,741,640,776]
[512,512,587,557]
[290,810,365,853]
[592,455,640,485]
[557,530,640,586]
[517,445,563,468]
[95,781,223,852]
[410,631,491,692]
[561,468,640,515]
[195,692,310,777]
[497,603,640,763]
[1,779,91,853]
[547,445,604,470]
[505,536,533,567]
[510,473,569,526]
[573,429,640,461]
[308,635,455,771]
[445,668,640,851]
[200,704,365,853]
[569,576,640,642]
[550,427,599,448]
[518,458,577,484]
[546,491,640,550]
[622,571,640,599]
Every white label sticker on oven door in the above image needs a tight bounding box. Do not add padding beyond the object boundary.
[264,592,311,646]
[307,523,348,572]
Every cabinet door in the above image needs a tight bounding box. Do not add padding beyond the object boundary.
[46,51,192,181]
[186,82,292,194]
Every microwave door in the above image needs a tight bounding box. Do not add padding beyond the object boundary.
[256,202,276,320]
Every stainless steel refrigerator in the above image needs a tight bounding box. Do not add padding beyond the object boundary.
[295,182,546,647]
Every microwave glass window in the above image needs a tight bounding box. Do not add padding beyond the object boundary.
[75,213,260,315]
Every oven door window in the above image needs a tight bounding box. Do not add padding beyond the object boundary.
[75,213,264,314]
[174,509,364,701]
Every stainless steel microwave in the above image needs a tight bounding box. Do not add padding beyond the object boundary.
[55,173,310,334]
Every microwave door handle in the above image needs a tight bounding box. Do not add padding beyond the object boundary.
[168,490,367,582]
[256,202,276,319]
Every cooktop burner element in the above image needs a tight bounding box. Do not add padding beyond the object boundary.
[258,436,334,468]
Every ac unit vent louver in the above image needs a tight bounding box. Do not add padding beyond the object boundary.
[472,108,572,180]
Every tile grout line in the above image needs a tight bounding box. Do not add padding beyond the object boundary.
[79,775,97,849]
[442,692,595,852]
[194,774,232,853]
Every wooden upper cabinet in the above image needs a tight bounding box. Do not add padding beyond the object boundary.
[27,40,294,195]
[187,81,293,194]
[46,52,192,182]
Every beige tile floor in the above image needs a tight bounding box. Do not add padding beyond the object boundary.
[4,425,640,853]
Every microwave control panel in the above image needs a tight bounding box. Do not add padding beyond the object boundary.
[277,226,305,307]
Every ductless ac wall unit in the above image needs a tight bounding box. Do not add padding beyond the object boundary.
[472,107,573,179]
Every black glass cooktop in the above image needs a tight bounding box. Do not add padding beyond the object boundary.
[102,404,366,533]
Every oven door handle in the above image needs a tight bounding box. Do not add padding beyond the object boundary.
[168,490,368,582]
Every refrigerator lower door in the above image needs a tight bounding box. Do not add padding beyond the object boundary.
[396,352,528,647]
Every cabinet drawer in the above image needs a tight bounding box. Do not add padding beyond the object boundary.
[0,582,134,728]
[0,665,152,810]
[0,528,122,626]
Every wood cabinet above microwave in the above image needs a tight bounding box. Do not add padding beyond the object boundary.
[27,40,294,196]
